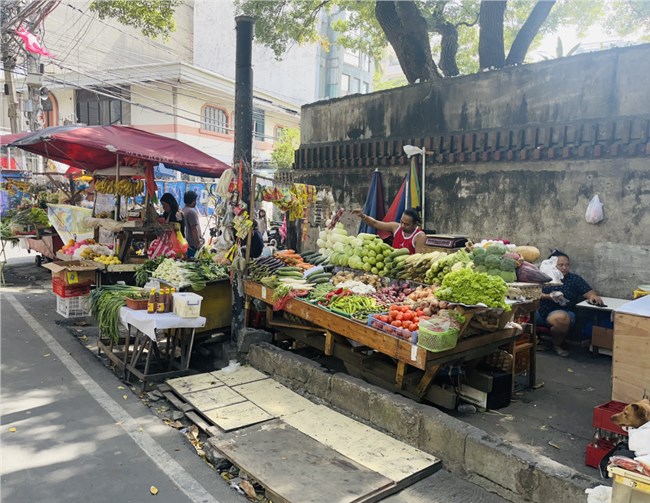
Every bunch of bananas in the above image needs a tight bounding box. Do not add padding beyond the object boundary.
[95,178,144,197]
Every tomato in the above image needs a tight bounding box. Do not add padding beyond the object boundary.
[403,312,414,321]
[412,317,419,324]
[391,320,402,327]
[395,314,403,321]
[408,323,418,332]
[388,310,398,320]
[415,309,425,317]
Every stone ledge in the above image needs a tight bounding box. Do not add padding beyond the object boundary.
[247,342,597,502]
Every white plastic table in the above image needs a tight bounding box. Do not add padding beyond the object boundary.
[118,307,206,391]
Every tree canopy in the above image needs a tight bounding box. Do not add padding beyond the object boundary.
[270,127,300,168]
[89,0,180,39]
[235,0,650,84]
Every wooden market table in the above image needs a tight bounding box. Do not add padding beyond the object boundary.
[244,280,532,401]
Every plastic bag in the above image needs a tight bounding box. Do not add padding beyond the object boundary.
[147,238,176,259]
[540,256,564,283]
[586,195,604,224]
[170,229,188,254]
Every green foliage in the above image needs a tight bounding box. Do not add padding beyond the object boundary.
[237,0,650,78]
[270,127,300,169]
[437,267,509,309]
[89,0,180,39]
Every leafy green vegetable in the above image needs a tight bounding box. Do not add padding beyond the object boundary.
[437,268,509,310]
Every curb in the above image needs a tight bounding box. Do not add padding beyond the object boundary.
[247,342,599,503]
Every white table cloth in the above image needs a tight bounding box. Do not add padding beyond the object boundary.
[119,307,206,341]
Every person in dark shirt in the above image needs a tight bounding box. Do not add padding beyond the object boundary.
[160,193,185,236]
[249,220,265,259]
[536,250,603,357]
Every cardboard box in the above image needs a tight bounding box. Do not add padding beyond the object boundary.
[43,260,99,285]
[591,326,614,350]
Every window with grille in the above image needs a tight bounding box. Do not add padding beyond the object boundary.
[202,106,228,134]
[76,88,124,126]
[253,108,265,140]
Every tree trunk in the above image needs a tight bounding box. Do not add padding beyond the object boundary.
[478,0,506,70]
[375,1,441,83]
[506,0,556,66]
[436,21,460,77]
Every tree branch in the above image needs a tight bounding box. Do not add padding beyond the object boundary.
[505,0,556,66]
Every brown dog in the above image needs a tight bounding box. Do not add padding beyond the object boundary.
[611,399,650,429]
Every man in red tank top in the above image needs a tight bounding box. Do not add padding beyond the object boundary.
[352,208,425,254]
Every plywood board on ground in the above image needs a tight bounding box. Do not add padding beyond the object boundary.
[210,366,270,387]
[167,373,224,394]
[203,401,274,431]
[612,312,650,403]
[232,379,319,418]
[209,419,395,503]
[284,405,440,482]
[183,386,246,411]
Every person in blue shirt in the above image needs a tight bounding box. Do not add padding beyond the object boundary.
[536,250,603,357]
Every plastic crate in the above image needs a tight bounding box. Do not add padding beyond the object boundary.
[56,294,91,318]
[594,401,629,436]
[367,314,417,343]
[417,325,459,352]
[585,438,617,468]
[52,277,92,298]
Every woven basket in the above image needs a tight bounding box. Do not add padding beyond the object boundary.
[126,297,148,310]
[417,326,459,352]
[506,282,543,301]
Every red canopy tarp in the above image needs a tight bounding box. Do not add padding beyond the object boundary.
[1,131,33,146]
[8,125,231,178]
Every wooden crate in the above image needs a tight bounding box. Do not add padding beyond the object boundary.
[612,312,650,403]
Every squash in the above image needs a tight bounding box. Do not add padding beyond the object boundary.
[514,246,541,263]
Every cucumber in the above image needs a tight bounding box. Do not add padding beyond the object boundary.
[276,271,304,278]
[307,273,331,282]
[300,251,317,259]
[277,266,301,273]
[312,277,331,284]
[388,248,410,259]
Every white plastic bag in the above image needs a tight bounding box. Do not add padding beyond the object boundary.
[585,195,604,224]
[540,256,564,284]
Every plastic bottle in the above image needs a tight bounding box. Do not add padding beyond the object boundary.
[147,288,157,314]
[457,404,477,414]
[157,288,167,313]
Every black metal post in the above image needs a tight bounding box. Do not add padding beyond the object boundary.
[231,15,255,355]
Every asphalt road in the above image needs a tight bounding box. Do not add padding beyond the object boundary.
[1,260,508,503]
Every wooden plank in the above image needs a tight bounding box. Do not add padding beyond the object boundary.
[324,330,335,356]
[395,361,407,389]
[167,373,223,394]
[185,410,214,435]
[232,379,319,418]
[209,420,395,503]
[210,365,270,387]
[416,365,440,397]
[284,405,440,483]
[203,401,274,432]
[612,312,650,403]
[163,391,194,413]
[183,386,246,412]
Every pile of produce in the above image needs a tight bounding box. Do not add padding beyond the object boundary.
[7,207,50,228]
[272,250,317,270]
[247,256,288,281]
[367,283,415,305]
[317,226,395,276]
[93,254,122,266]
[436,268,509,310]
[134,257,165,286]
[307,282,336,302]
[423,250,473,284]
[60,238,110,258]
[331,270,383,289]
[90,285,144,343]
[470,243,551,283]
[298,250,328,266]
[369,305,432,339]
[95,178,144,197]
[317,288,385,321]
[152,258,228,290]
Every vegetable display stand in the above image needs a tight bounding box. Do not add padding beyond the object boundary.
[158,278,232,334]
[98,307,206,392]
[244,280,522,404]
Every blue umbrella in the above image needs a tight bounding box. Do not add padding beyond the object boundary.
[358,169,386,235]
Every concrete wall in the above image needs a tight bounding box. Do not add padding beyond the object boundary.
[301,44,650,144]
[296,45,650,298]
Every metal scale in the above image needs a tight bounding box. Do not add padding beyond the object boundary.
[422,234,469,253]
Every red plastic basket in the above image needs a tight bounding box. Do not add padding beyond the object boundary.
[585,438,617,468]
[52,277,92,298]
[593,401,629,436]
